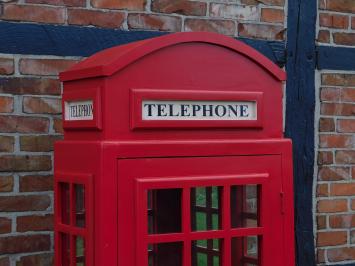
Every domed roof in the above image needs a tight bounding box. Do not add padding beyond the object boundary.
[60,32,286,82]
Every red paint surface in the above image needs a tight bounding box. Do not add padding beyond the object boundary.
[55,32,294,266]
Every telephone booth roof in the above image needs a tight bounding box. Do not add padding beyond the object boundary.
[60,32,286,82]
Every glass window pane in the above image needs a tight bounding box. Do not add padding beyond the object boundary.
[75,236,85,265]
[147,189,182,234]
[231,185,259,228]
[75,184,85,228]
[192,239,222,266]
[147,242,183,266]
[60,183,70,225]
[231,236,259,266]
[61,233,70,266]
[191,187,222,232]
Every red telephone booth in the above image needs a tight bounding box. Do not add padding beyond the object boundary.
[55,32,294,266]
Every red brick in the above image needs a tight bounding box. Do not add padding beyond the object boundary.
[0,195,50,212]
[241,0,284,6]
[0,58,14,75]
[320,87,340,101]
[19,58,79,76]
[330,183,355,196]
[26,0,85,7]
[261,8,284,23]
[318,166,350,181]
[0,96,14,113]
[319,134,353,148]
[0,136,14,152]
[317,216,327,230]
[16,253,54,266]
[0,218,11,234]
[184,19,236,36]
[341,88,355,102]
[17,214,53,232]
[20,135,63,152]
[128,14,181,31]
[320,103,355,116]
[0,176,14,192]
[330,214,355,228]
[319,118,335,132]
[322,74,355,86]
[53,118,64,134]
[1,4,65,24]
[317,183,328,197]
[351,230,355,244]
[0,78,61,95]
[320,0,355,13]
[0,155,52,172]
[318,30,330,43]
[68,9,125,28]
[337,119,355,133]
[318,151,333,165]
[317,231,347,247]
[317,249,326,264]
[20,175,53,192]
[152,0,207,16]
[333,32,355,46]
[23,96,61,114]
[317,199,348,213]
[0,235,50,254]
[336,151,355,164]
[238,23,285,40]
[91,0,146,10]
[319,13,349,29]
[210,3,258,20]
[0,116,49,133]
[327,247,355,262]
[0,257,9,266]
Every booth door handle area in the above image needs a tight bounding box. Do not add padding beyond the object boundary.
[280,191,285,215]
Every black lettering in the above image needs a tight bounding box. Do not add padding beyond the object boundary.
[144,104,156,117]
[180,104,190,117]
[157,104,167,116]
[227,105,239,117]
[89,104,93,116]
[168,104,180,116]
[202,105,214,117]
[240,105,249,117]
[192,105,201,116]
[215,105,227,117]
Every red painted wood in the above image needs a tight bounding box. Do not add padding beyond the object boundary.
[55,32,294,266]
[60,32,285,82]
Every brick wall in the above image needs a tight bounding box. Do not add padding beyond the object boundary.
[315,0,355,265]
[318,0,355,46]
[0,0,287,265]
[0,55,80,265]
[0,0,286,39]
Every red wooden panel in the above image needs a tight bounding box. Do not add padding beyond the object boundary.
[117,155,286,266]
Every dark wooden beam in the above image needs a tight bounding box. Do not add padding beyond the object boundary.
[317,45,355,71]
[286,0,317,265]
[0,21,286,66]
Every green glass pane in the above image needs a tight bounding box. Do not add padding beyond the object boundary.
[196,212,207,231]
[197,253,207,266]
[196,187,206,206]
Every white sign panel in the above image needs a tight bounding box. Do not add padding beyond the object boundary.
[142,100,257,121]
[65,100,94,121]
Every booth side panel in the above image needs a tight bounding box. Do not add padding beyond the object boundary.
[281,140,295,266]
[54,142,117,266]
